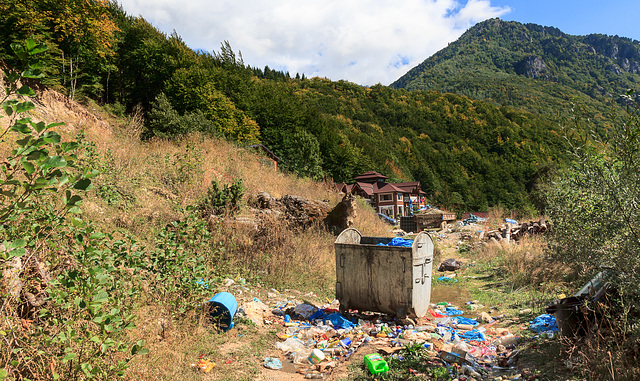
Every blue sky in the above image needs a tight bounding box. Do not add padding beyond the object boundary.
[493,1,640,41]
[117,0,640,86]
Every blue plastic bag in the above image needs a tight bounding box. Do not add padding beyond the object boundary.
[452,316,479,326]
[443,307,464,316]
[529,314,559,333]
[458,329,486,342]
[376,237,413,247]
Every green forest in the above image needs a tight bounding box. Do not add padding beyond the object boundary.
[0,2,575,212]
[392,18,640,129]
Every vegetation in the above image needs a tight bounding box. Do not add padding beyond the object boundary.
[545,92,640,379]
[2,5,640,379]
[392,18,640,132]
[0,5,575,212]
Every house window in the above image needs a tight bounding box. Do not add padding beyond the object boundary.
[380,194,392,201]
[379,206,394,216]
[397,194,403,201]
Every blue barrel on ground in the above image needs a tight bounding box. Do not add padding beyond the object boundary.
[205,292,237,331]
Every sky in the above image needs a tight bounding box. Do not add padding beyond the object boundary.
[116,0,640,86]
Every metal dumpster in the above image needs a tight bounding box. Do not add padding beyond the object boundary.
[334,228,434,318]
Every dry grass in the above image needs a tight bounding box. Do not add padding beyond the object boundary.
[0,84,405,380]
[473,234,573,291]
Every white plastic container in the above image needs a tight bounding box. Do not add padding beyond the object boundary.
[309,348,325,364]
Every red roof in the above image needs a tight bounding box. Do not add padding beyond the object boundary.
[354,171,388,181]
[354,182,375,196]
[374,183,405,194]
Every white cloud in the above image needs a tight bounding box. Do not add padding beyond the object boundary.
[117,0,509,85]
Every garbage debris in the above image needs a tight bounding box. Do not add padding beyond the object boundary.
[438,258,462,272]
[258,297,527,379]
[364,353,389,374]
[529,314,559,333]
[263,357,283,370]
[192,357,216,373]
[375,237,413,247]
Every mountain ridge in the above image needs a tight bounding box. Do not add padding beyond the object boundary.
[391,18,640,121]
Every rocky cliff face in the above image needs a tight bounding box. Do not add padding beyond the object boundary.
[516,56,547,79]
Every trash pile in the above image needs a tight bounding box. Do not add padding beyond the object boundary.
[253,297,547,380]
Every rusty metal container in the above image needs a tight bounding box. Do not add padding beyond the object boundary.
[334,228,433,318]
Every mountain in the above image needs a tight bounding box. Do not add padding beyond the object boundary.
[391,18,640,125]
[0,5,570,212]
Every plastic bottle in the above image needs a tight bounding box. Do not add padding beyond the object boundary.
[497,334,517,346]
[453,336,470,351]
[304,373,325,379]
[364,353,389,375]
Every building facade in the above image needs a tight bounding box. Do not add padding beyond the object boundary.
[336,171,426,218]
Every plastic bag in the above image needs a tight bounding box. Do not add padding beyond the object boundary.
[294,303,318,319]
[438,258,462,271]
[529,314,559,333]
[275,337,305,353]
[263,357,283,370]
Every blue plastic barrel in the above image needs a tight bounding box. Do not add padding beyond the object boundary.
[205,292,237,331]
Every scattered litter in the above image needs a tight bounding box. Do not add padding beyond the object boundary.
[263,357,283,370]
[192,357,215,373]
[437,276,458,283]
[529,314,559,333]
[438,258,462,271]
[294,303,318,319]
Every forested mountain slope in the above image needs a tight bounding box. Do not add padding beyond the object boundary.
[0,4,570,211]
[392,18,640,125]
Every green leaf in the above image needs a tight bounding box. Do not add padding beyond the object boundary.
[67,206,82,214]
[11,121,31,134]
[42,156,67,170]
[9,239,26,249]
[16,85,35,97]
[67,195,83,206]
[0,368,6,381]
[4,71,19,83]
[10,43,27,60]
[26,40,48,56]
[73,179,92,191]
[8,248,26,258]
[15,101,35,113]
[62,353,76,363]
[32,121,47,133]
[22,160,35,175]
[22,68,44,79]
[92,289,109,304]
[71,217,84,227]
[42,131,61,144]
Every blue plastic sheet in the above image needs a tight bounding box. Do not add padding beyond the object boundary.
[458,329,486,342]
[452,316,479,326]
[376,237,413,247]
[308,310,355,329]
[443,307,464,316]
[438,276,458,283]
[529,314,559,333]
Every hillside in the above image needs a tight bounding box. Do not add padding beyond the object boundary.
[0,4,571,212]
[391,18,640,126]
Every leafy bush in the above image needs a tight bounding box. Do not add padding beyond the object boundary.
[546,92,640,379]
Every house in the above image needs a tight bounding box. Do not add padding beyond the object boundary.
[248,144,280,171]
[336,171,427,217]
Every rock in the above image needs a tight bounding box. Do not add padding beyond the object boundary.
[324,193,357,233]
